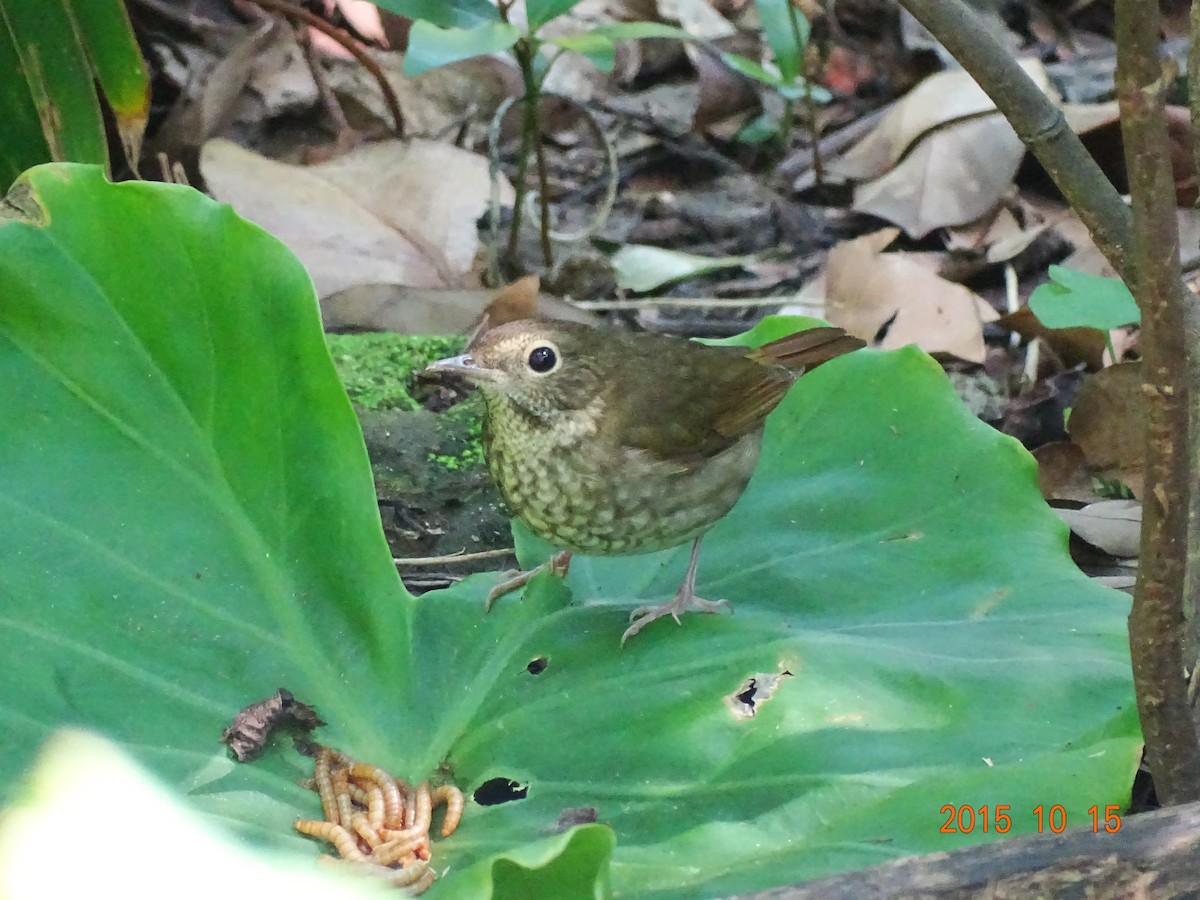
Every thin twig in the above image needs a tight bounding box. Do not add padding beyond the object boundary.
[294,20,352,139]
[394,548,516,566]
[487,94,520,283]
[242,0,404,137]
[573,296,824,311]
[521,96,618,243]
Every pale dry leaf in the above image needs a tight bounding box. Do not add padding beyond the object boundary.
[829,60,1054,238]
[830,60,1052,181]
[321,284,493,333]
[942,203,1049,263]
[306,0,384,56]
[821,228,997,363]
[323,53,521,140]
[1054,500,1141,559]
[247,28,322,119]
[657,0,737,39]
[848,115,1028,238]
[200,138,512,297]
[943,205,1021,253]
[1060,99,1120,134]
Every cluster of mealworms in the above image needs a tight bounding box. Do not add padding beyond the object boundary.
[296,746,465,894]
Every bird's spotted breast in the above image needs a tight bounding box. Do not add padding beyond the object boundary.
[484,394,763,555]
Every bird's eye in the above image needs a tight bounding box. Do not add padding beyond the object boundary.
[527,344,558,374]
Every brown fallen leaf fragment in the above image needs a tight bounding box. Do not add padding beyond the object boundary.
[827,62,1054,238]
[819,228,997,363]
[1067,361,1145,498]
[219,688,325,762]
[995,306,1109,372]
[1033,441,1105,504]
[295,745,465,895]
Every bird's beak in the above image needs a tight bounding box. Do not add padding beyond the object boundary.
[426,353,501,383]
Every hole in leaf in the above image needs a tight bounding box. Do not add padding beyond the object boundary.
[526,656,548,675]
[726,669,793,719]
[474,777,528,806]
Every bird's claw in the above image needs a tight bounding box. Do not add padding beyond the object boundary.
[621,594,729,645]
[485,551,572,612]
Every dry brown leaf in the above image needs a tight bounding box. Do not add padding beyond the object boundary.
[830,61,1051,180]
[1033,441,1104,504]
[942,202,1050,263]
[200,138,511,297]
[829,60,1053,238]
[849,116,1026,238]
[995,307,1108,371]
[1061,99,1120,135]
[689,43,760,134]
[1068,361,1144,497]
[820,228,997,363]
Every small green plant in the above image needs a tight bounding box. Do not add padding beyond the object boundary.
[370,1,687,270]
[1028,266,1140,331]
[721,0,831,147]
[1028,265,1140,361]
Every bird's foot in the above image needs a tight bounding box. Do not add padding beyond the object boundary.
[621,589,730,645]
[485,550,572,611]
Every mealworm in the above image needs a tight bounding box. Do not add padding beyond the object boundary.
[313,749,339,824]
[389,860,433,889]
[350,763,404,828]
[403,865,436,895]
[371,831,427,867]
[401,781,418,829]
[430,784,464,837]
[409,782,432,835]
[349,812,381,849]
[331,766,354,827]
[365,783,386,829]
[295,820,366,862]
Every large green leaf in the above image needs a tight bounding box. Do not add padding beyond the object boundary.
[0,165,1138,898]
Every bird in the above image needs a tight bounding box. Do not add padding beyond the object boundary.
[426,319,863,643]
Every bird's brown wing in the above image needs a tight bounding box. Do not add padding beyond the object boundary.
[749,326,866,370]
[597,336,793,465]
